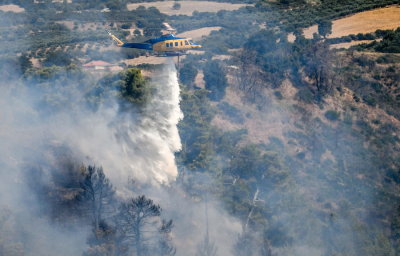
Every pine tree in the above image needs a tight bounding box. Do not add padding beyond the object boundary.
[78,165,116,229]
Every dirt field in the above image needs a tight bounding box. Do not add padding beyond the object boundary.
[127,1,252,16]
[329,39,381,49]
[289,5,400,42]
[177,27,221,40]
[0,4,25,12]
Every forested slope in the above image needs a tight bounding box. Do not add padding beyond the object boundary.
[1,0,400,255]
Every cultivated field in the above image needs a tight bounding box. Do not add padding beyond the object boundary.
[0,4,25,12]
[288,5,400,42]
[127,1,252,16]
[177,26,222,40]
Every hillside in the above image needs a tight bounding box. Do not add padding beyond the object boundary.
[2,0,400,255]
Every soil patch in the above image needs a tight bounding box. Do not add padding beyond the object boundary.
[177,26,221,40]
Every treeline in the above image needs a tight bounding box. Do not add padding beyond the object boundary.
[22,162,176,255]
[271,0,400,31]
[352,27,400,53]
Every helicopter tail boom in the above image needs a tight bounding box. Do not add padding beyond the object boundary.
[106,29,124,47]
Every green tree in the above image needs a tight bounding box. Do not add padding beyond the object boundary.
[172,2,180,10]
[317,20,332,39]
[203,61,228,101]
[179,62,198,87]
[143,25,162,37]
[78,166,116,229]
[114,196,175,256]
[43,50,73,67]
[18,54,32,73]
[118,68,150,106]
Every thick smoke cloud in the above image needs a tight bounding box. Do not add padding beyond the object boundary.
[54,61,184,186]
[0,56,242,255]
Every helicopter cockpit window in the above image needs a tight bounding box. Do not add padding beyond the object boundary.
[185,40,189,45]
[189,40,194,45]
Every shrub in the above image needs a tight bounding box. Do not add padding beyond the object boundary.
[274,91,283,100]
[298,89,314,104]
[387,66,396,73]
[179,62,198,86]
[297,152,306,159]
[217,102,245,124]
[325,110,340,121]
[121,23,131,29]
[203,60,228,101]
[364,96,376,107]
[173,2,180,9]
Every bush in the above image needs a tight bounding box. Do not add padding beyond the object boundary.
[325,110,341,121]
[179,62,198,86]
[298,89,314,104]
[274,91,283,100]
[121,23,131,29]
[364,96,376,107]
[297,152,306,159]
[203,60,228,101]
[217,102,245,124]
[173,2,180,9]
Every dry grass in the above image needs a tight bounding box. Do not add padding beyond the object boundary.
[177,26,221,40]
[211,86,290,146]
[329,40,379,49]
[210,67,400,161]
[212,54,232,60]
[194,70,205,89]
[127,1,252,16]
[0,4,25,12]
[123,56,168,66]
[289,5,400,42]
[30,58,41,68]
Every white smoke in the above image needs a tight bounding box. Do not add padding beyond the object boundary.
[60,60,183,186]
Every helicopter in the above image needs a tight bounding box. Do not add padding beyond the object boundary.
[106,23,201,57]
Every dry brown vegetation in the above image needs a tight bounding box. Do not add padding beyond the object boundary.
[211,64,400,160]
[329,40,378,49]
[127,1,252,16]
[177,26,221,40]
[194,70,205,89]
[288,5,400,42]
